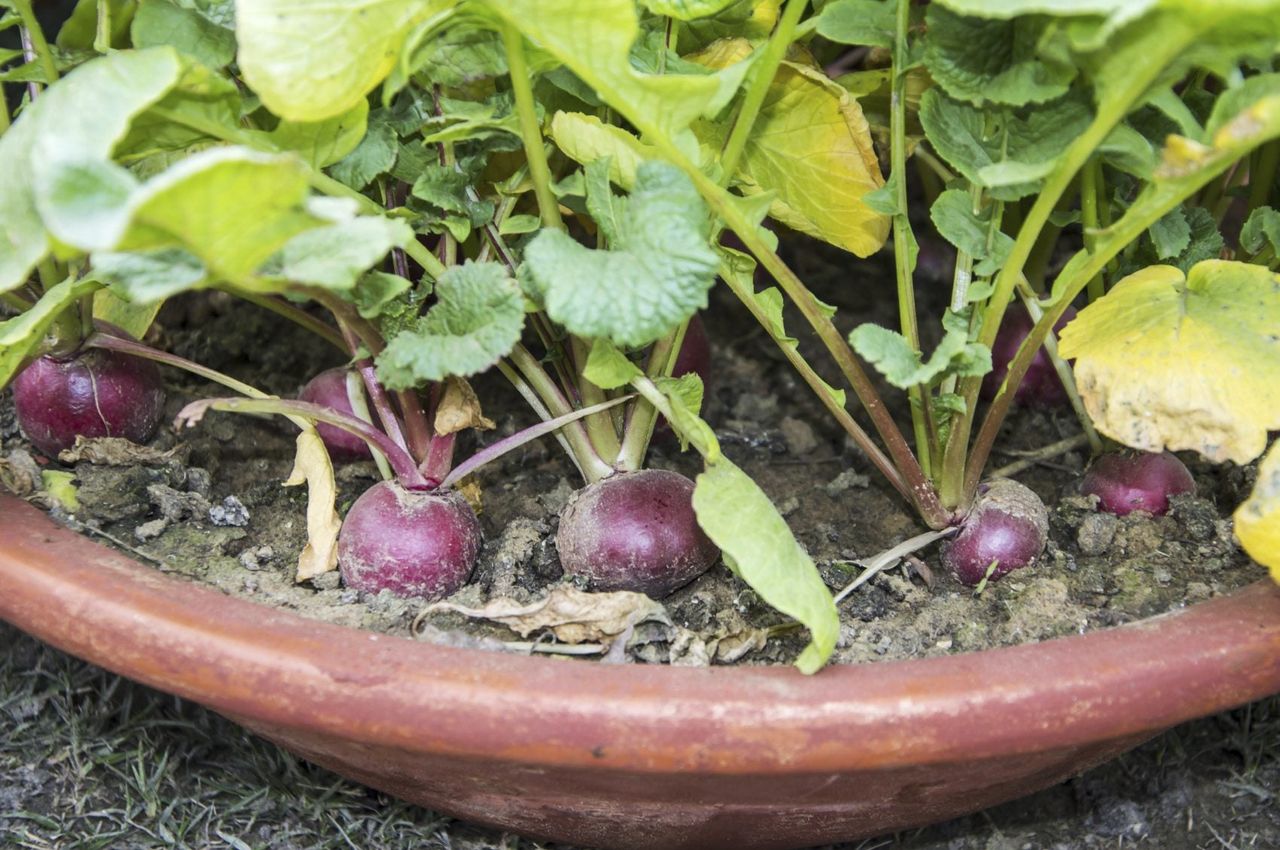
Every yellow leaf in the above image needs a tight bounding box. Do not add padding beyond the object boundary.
[689,42,890,257]
[548,112,659,190]
[1057,260,1280,464]
[283,430,342,582]
[1235,441,1280,582]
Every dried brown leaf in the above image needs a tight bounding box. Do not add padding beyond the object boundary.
[433,376,495,436]
[424,585,671,644]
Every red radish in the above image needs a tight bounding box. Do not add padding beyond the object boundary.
[13,336,165,457]
[981,306,1078,407]
[299,368,372,462]
[556,468,719,598]
[1080,450,1195,517]
[337,480,480,599]
[942,478,1049,586]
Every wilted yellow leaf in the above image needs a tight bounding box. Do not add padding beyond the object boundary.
[1236,441,1280,581]
[689,41,889,257]
[433,376,496,436]
[1057,260,1280,465]
[283,430,342,582]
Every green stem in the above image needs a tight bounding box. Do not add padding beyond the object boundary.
[717,0,809,187]
[1080,157,1106,302]
[1249,140,1279,211]
[888,0,928,476]
[615,323,685,471]
[94,0,112,53]
[508,344,614,484]
[500,22,563,231]
[496,359,581,480]
[12,0,57,86]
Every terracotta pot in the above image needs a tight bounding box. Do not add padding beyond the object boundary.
[2,493,1279,850]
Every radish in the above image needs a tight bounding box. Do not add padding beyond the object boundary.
[981,306,1077,407]
[942,479,1049,586]
[337,480,481,599]
[556,468,720,598]
[13,334,165,457]
[1080,450,1195,517]
[299,368,372,462]
[671,314,711,391]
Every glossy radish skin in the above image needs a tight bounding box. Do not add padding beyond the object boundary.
[13,344,165,457]
[338,480,480,599]
[1080,450,1195,516]
[981,306,1077,407]
[557,469,720,598]
[943,479,1049,586]
[299,368,371,462]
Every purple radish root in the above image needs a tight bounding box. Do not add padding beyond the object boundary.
[338,480,480,599]
[981,306,1077,407]
[1080,450,1195,516]
[299,367,373,462]
[556,468,719,598]
[943,478,1049,586]
[13,333,166,457]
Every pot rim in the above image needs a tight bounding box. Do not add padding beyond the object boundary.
[2,493,1278,776]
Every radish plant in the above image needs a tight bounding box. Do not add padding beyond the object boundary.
[4,0,1280,671]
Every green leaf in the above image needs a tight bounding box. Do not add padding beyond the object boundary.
[653,373,715,455]
[263,100,370,169]
[57,0,137,49]
[402,21,507,88]
[352,271,413,320]
[237,0,452,121]
[132,0,236,68]
[929,189,1014,276]
[522,162,718,347]
[584,338,642,390]
[584,157,622,244]
[113,60,244,160]
[693,458,839,674]
[376,261,525,389]
[923,6,1075,107]
[1147,206,1191,260]
[1208,74,1280,138]
[0,277,103,388]
[848,311,991,389]
[92,248,208,302]
[640,0,740,20]
[476,0,722,141]
[1240,206,1280,256]
[92,289,165,341]
[329,111,398,190]
[920,87,1092,200]
[1058,260,1280,464]
[811,0,894,48]
[0,49,186,292]
[264,216,413,290]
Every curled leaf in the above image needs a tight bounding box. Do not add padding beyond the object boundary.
[423,585,670,644]
[283,430,342,582]
[433,376,496,436]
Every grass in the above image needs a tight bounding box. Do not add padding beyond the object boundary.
[2,620,1277,850]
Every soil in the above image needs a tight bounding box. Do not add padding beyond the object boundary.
[0,248,1267,668]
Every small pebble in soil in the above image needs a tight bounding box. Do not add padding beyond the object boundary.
[779,416,819,455]
[825,468,870,495]
[148,483,212,522]
[1076,512,1118,556]
[238,545,275,571]
[134,518,168,542]
[210,495,250,527]
[310,571,341,591]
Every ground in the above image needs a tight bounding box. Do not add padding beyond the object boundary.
[1,621,1276,850]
